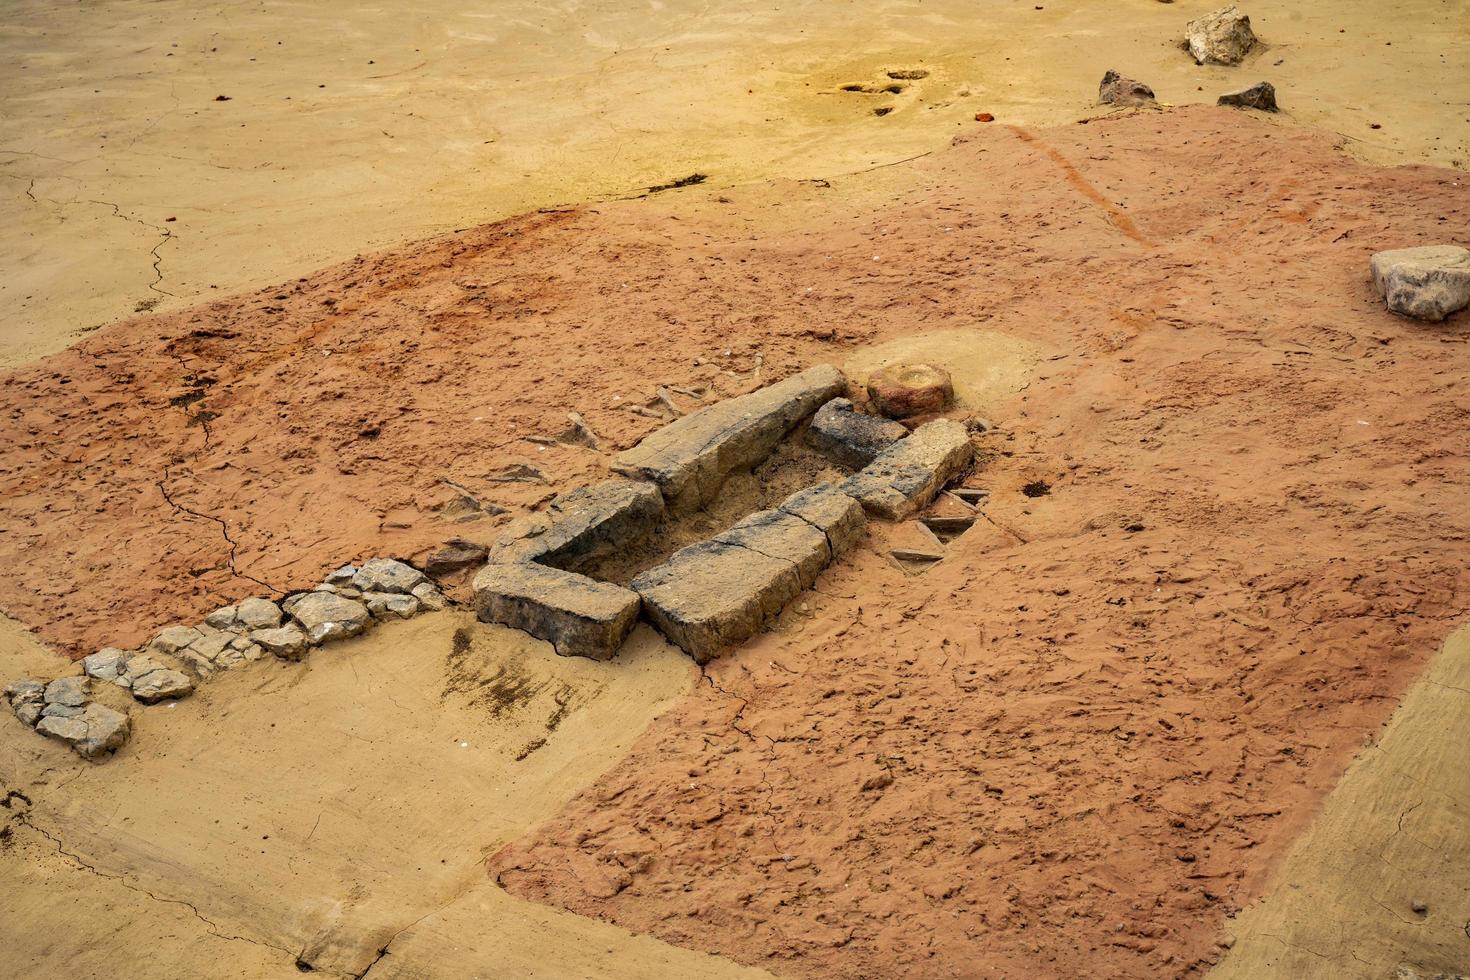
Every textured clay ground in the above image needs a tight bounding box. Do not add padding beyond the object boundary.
[1,107,1467,977]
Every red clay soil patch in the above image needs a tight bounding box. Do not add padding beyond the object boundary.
[1,106,1468,975]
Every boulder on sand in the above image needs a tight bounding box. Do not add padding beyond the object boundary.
[1370,246,1470,322]
[1099,70,1156,107]
[1185,6,1258,66]
[1218,81,1277,111]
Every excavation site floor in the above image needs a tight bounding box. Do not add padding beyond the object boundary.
[1,106,1468,977]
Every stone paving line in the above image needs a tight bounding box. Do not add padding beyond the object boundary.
[5,363,978,760]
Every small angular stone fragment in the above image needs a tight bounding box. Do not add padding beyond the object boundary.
[186,633,233,663]
[490,479,665,571]
[807,398,909,469]
[1218,80,1277,111]
[251,624,310,660]
[326,564,357,584]
[15,702,41,727]
[866,363,954,419]
[352,558,429,595]
[235,597,283,630]
[1370,245,1470,322]
[149,624,202,655]
[840,419,975,521]
[424,539,488,576]
[288,592,372,645]
[37,702,131,760]
[1099,69,1155,106]
[412,581,448,611]
[1185,5,1258,65]
[204,605,239,630]
[81,649,130,685]
[44,676,89,707]
[4,678,45,706]
[473,563,640,660]
[131,667,194,704]
[613,365,846,514]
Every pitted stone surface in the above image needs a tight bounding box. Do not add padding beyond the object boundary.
[1185,5,1258,65]
[473,562,641,660]
[612,365,846,514]
[840,419,974,521]
[1370,245,1470,322]
[490,479,665,571]
[289,592,372,645]
[806,398,909,470]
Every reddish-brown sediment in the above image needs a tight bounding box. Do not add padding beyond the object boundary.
[1,107,1467,976]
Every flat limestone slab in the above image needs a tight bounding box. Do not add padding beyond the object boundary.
[473,563,640,660]
[632,484,865,662]
[612,365,846,514]
[1369,245,1470,322]
[490,479,664,571]
[840,418,974,521]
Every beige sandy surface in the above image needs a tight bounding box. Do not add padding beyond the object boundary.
[1211,623,1470,979]
[0,611,768,978]
[3,0,1467,366]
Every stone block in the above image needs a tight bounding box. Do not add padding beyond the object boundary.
[289,592,372,645]
[1185,5,1257,65]
[36,702,130,760]
[806,398,908,470]
[1370,245,1470,322]
[840,419,974,521]
[612,365,846,514]
[714,509,832,591]
[490,479,665,571]
[473,562,641,661]
[777,484,868,557]
[351,558,429,595]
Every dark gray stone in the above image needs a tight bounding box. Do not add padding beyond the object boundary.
[806,398,909,469]
[612,365,846,513]
[473,562,641,660]
[1218,81,1277,111]
[491,479,665,571]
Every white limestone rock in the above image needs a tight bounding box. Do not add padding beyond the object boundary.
[1370,245,1470,322]
[1185,6,1258,66]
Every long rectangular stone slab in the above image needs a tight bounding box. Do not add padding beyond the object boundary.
[473,562,640,660]
[631,483,865,663]
[490,478,664,572]
[612,364,846,514]
[839,418,974,521]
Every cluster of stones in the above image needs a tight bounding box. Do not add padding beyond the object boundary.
[5,557,448,761]
[1099,7,1276,113]
[4,677,130,761]
[474,364,975,664]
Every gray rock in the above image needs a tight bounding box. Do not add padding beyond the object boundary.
[363,591,417,619]
[424,539,489,576]
[131,666,194,704]
[1218,80,1277,111]
[289,592,372,645]
[186,632,234,665]
[840,419,975,521]
[120,655,170,687]
[713,509,832,592]
[412,582,448,611]
[81,649,130,684]
[473,562,641,661]
[173,649,217,679]
[251,624,310,660]
[14,702,42,727]
[42,702,85,718]
[204,605,239,630]
[238,643,264,662]
[777,484,868,558]
[326,564,358,584]
[632,540,801,664]
[337,586,363,599]
[1370,245,1470,322]
[149,624,203,655]
[235,597,283,630]
[5,678,45,706]
[282,593,305,614]
[1185,5,1258,65]
[613,365,846,514]
[351,558,429,595]
[314,582,340,594]
[37,702,131,760]
[1099,69,1155,106]
[806,398,909,469]
[44,676,89,707]
[490,479,665,571]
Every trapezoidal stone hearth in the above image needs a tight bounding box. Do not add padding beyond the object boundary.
[473,364,975,663]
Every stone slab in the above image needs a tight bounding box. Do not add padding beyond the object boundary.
[1370,245,1470,322]
[777,484,868,557]
[491,479,665,571]
[612,365,846,514]
[714,509,831,591]
[805,397,908,470]
[473,562,641,661]
[839,418,974,521]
